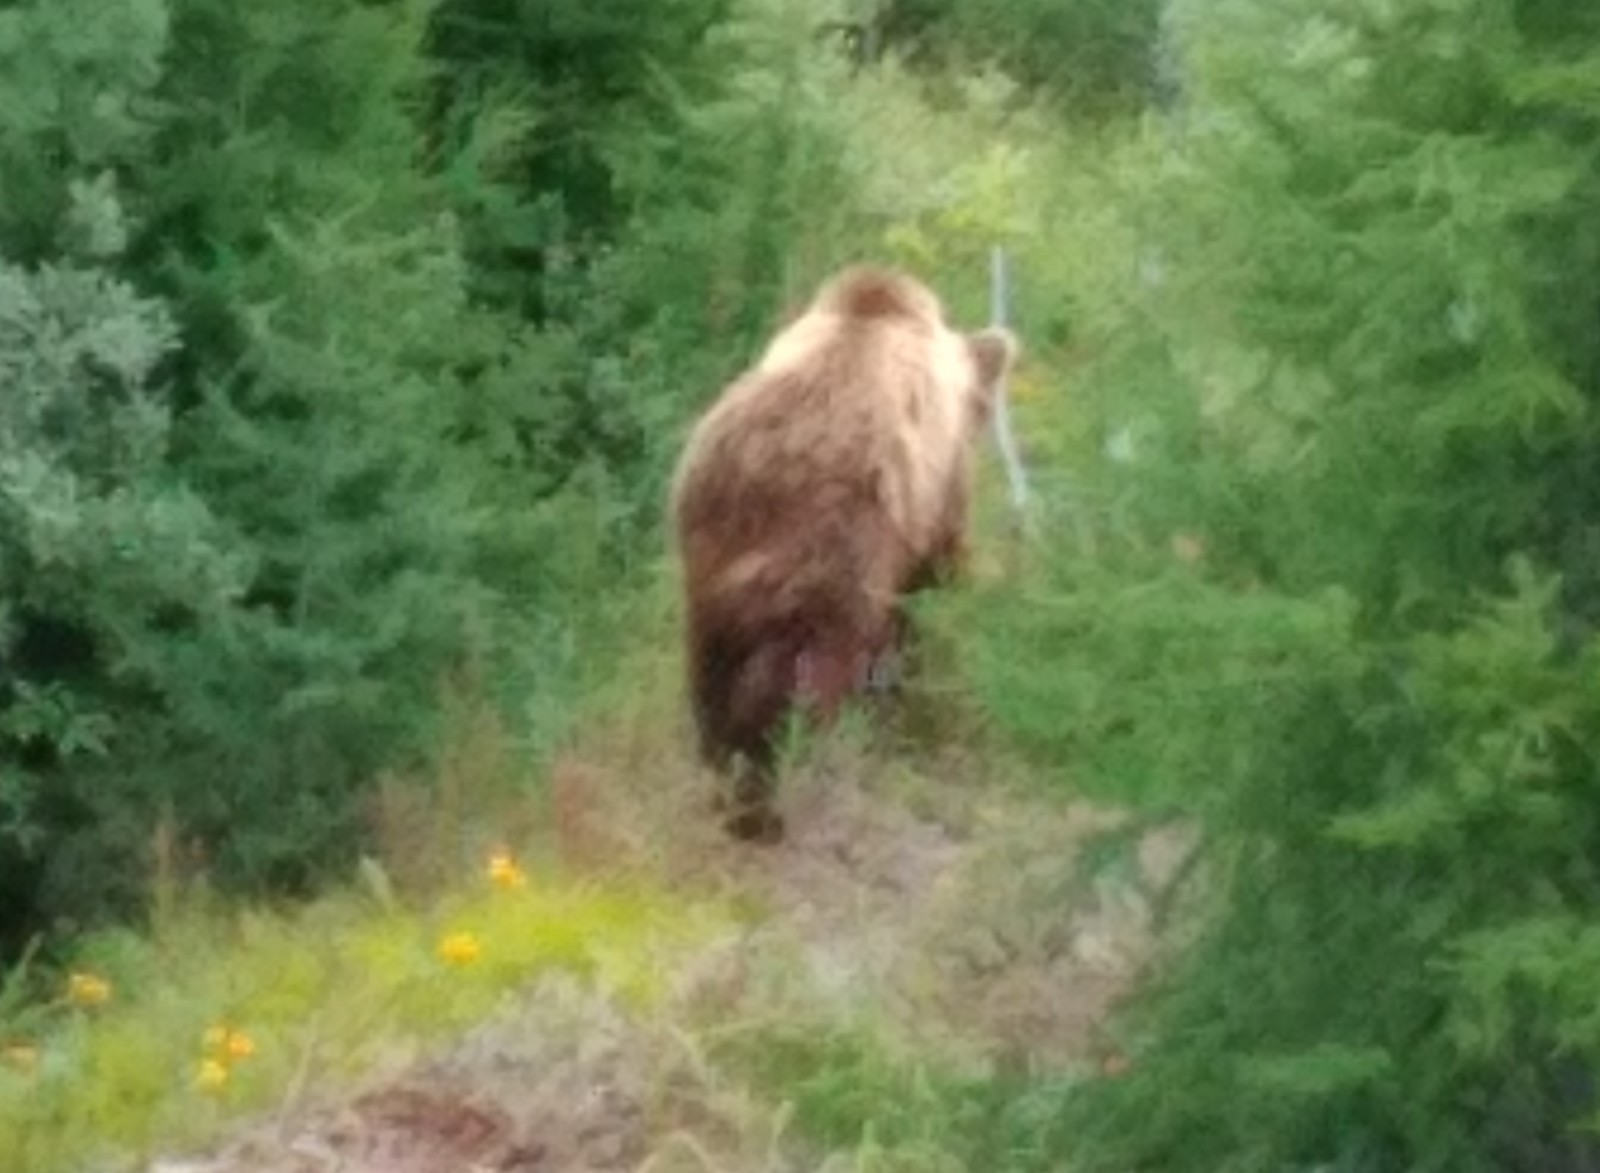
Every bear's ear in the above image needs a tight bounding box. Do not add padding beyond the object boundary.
[968,326,1019,390]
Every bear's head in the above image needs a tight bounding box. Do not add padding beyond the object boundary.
[961,325,1020,432]
[810,264,1020,428]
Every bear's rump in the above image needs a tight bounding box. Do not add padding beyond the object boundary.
[682,495,909,763]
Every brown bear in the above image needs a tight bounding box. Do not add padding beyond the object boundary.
[668,264,1019,842]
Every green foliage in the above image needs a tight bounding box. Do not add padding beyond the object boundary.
[129,0,561,902]
[0,0,454,937]
[0,179,249,933]
[948,560,1361,812]
[721,1025,1053,1171]
[425,0,735,270]
[834,0,1165,112]
[418,0,760,507]
[0,0,169,261]
[0,0,674,948]
[927,0,1600,1168]
[421,0,877,534]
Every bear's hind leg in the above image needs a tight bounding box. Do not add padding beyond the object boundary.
[708,636,801,844]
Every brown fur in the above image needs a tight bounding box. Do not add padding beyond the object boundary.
[669,265,1019,841]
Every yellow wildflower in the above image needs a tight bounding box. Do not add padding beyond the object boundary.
[66,972,111,1007]
[437,930,482,966]
[194,1058,229,1093]
[486,850,527,891]
[1,1043,39,1075]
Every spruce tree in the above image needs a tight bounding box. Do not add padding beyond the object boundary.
[951,1,1600,1168]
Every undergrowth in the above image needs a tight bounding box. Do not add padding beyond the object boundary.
[0,841,732,1173]
[713,1021,1102,1173]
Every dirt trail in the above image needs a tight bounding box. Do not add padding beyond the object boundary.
[148,732,1196,1173]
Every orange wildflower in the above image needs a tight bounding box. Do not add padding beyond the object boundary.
[204,1024,255,1063]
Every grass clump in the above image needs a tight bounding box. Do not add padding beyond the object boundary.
[716,1022,1084,1172]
